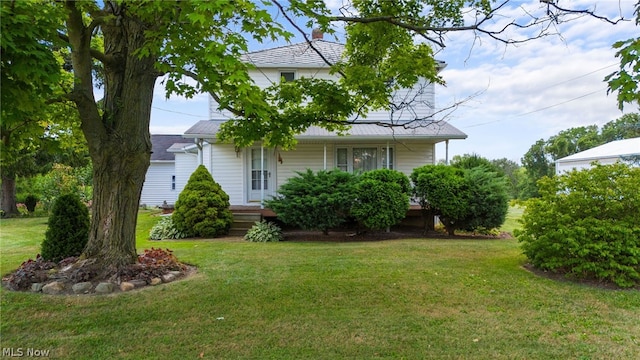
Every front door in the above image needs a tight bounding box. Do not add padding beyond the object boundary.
[247,147,276,203]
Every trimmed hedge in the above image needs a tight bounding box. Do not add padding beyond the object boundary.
[41,194,89,262]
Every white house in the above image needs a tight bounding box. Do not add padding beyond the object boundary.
[139,135,188,207]
[143,35,467,211]
[555,137,640,174]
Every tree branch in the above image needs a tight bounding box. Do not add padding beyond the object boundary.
[57,31,111,65]
[271,0,346,76]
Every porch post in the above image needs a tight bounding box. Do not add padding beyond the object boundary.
[445,140,450,165]
[260,145,265,209]
[323,143,327,170]
[386,141,390,169]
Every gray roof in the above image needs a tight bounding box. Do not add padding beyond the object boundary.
[184,120,466,141]
[150,135,186,161]
[241,39,446,70]
[241,40,345,68]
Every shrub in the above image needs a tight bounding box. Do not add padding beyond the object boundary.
[458,167,509,232]
[516,163,640,288]
[411,165,468,234]
[411,165,509,235]
[266,169,356,234]
[172,165,233,238]
[149,216,189,240]
[244,220,282,242]
[41,194,90,262]
[351,169,410,230]
[24,194,38,213]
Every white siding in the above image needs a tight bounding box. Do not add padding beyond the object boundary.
[555,157,621,175]
[209,68,436,123]
[140,162,176,207]
[395,142,435,176]
[209,143,245,205]
[174,153,198,197]
[276,143,334,188]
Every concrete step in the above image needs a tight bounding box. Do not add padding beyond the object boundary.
[232,213,262,222]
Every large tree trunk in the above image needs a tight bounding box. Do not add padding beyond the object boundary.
[0,173,18,217]
[66,1,156,268]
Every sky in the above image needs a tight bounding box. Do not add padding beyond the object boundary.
[148,0,639,164]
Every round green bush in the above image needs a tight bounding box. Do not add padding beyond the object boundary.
[41,194,90,262]
[516,163,640,288]
[352,169,410,230]
[244,220,282,242]
[172,165,233,238]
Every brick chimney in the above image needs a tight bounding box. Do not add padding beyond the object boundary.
[311,28,323,40]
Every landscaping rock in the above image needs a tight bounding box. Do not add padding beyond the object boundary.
[162,273,176,283]
[95,282,115,294]
[129,279,147,288]
[42,281,65,295]
[31,283,44,292]
[150,278,162,286]
[72,282,93,294]
[119,282,135,292]
[169,271,182,277]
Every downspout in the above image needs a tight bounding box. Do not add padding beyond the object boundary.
[196,138,204,165]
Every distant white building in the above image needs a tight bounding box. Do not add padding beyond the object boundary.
[139,135,188,207]
[555,137,640,175]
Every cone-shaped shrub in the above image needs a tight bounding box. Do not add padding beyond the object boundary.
[172,165,233,238]
[41,194,89,261]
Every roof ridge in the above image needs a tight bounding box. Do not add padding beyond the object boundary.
[245,39,344,56]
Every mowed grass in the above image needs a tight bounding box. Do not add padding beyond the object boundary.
[1,209,639,359]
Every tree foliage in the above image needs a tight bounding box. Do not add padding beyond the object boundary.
[517,163,640,288]
[172,165,233,238]
[606,3,640,110]
[266,169,356,235]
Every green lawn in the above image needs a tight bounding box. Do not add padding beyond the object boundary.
[1,209,638,359]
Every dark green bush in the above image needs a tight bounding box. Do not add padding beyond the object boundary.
[266,169,356,234]
[411,165,509,235]
[411,165,468,234]
[24,194,38,213]
[172,165,233,238]
[351,169,410,230]
[41,194,90,262]
[516,163,640,288]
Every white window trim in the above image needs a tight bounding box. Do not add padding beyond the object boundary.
[335,145,395,172]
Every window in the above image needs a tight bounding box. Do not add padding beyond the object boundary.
[280,71,295,83]
[336,146,394,172]
[171,175,176,190]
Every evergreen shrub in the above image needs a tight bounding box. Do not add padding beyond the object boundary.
[41,194,90,262]
[266,169,356,234]
[172,165,233,238]
[351,169,410,230]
